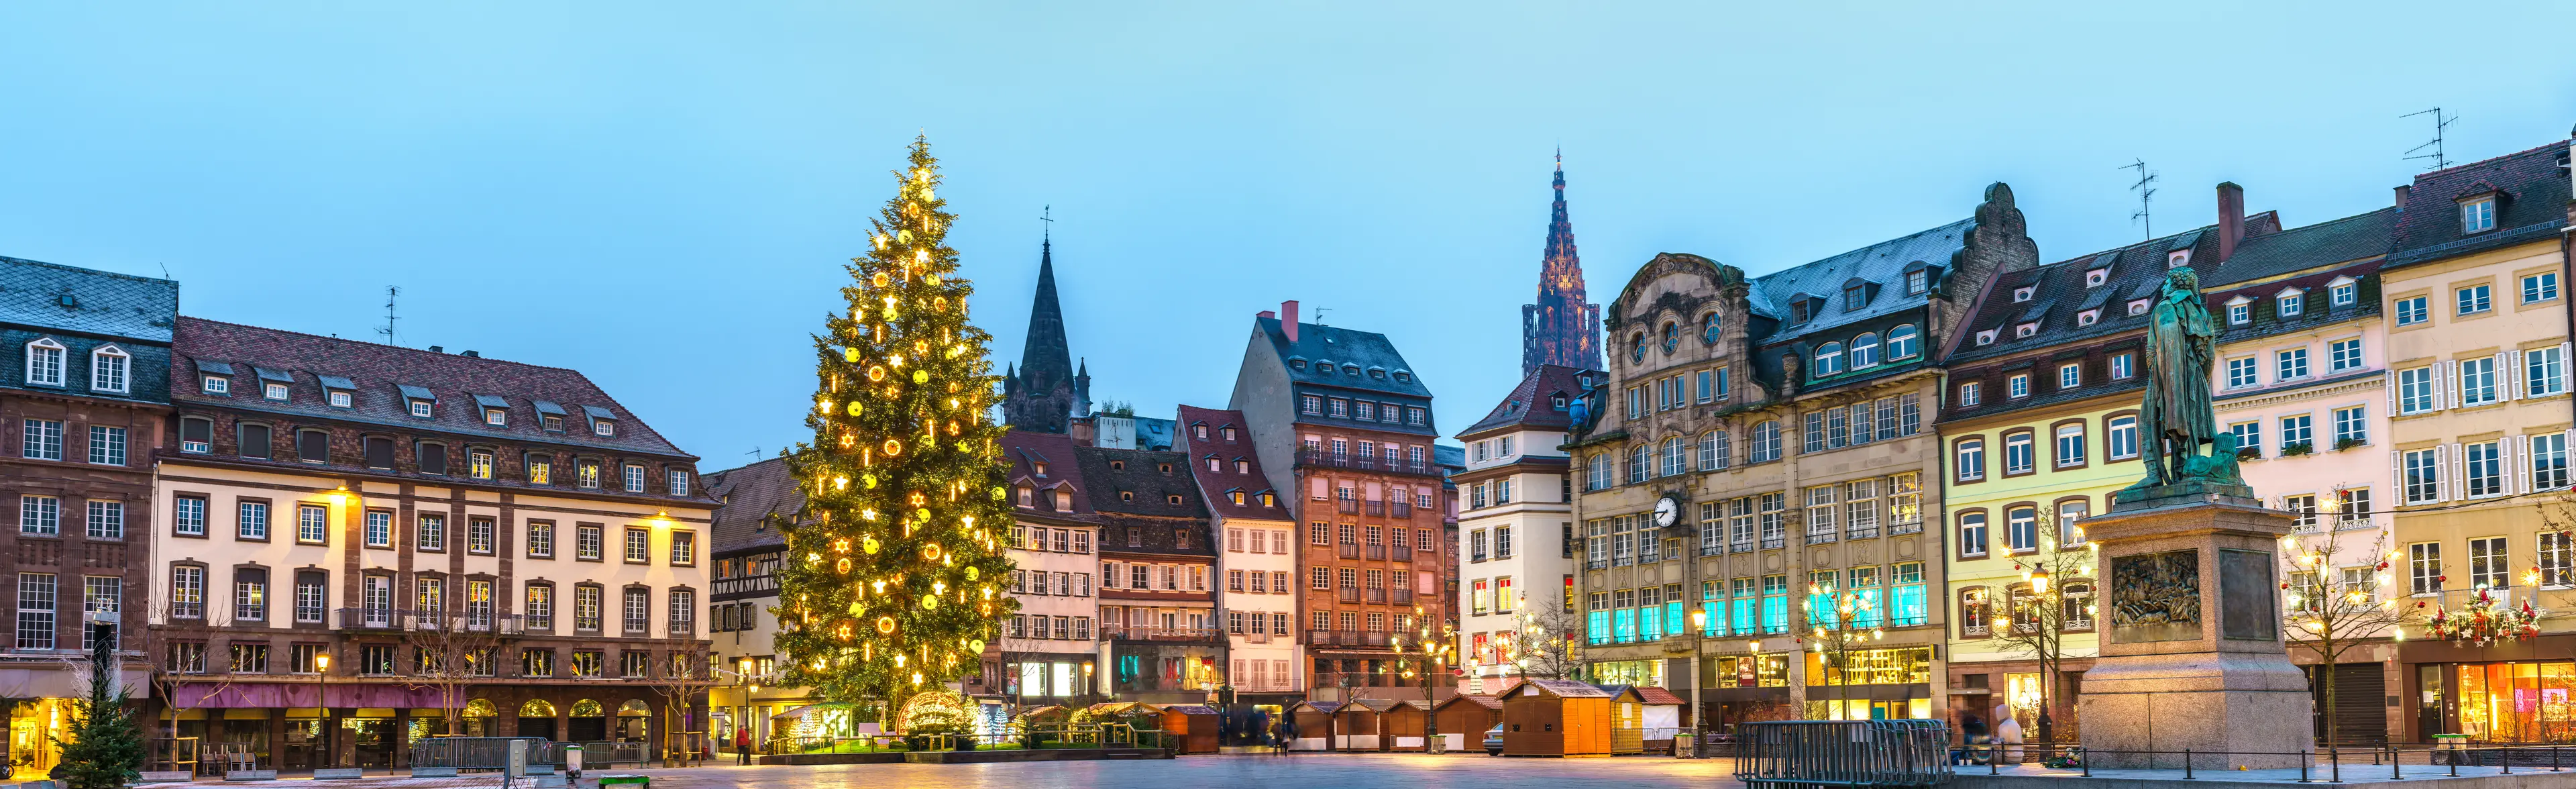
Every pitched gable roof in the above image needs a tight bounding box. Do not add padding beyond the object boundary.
[706,456,800,553]
[0,256,179,343]
[2390,140,2571,268]
[1175,405,1286,521]
[1073,445,1206,519]
[1256,317,1432,398]
[1748,218,1975,334]
[1459,364,1599,439]
[1002,430,1095,519]
[1945,214,2276,366]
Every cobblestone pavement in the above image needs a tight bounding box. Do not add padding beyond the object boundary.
[607,753,1744,789]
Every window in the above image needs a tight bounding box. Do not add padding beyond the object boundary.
[2279,414,2313,452]
[527,454,551,484]
[417,513,445,551]
[470,450,494,479]
[409,399,433,418]
[577,461,600,488]
[294,429,328,464]
[2524,272,2559,304]
[2328,339,2363,372]
[87,426,124,466]
[2469,536,2509,590]
[15,574,54,649]
[1955,439,1984,482]
[202,375,229,394]
[669,590,695,635]
[468,517,495,554]
[2003,432,2033,474]
[237,501,270,539]
[668,470,690,496]
[2461,357,2499,405]
[329,390,351,408]
[2541,532,2573,588]
[2107,415,2139,460]
[21,419,61,460]
[23,339,63,386]
[2279,293,2304,317]
[2226,357,2259,388]
[364,511,391,547]
[89,347,127,393]
[622,464,645,493]
[2466,441,2504,498]
[671,531,695,565]
[2058,363,2080,389]
[2338,488,2373,526]
[360,436,393,469]
[2535,433,2571,490]
[2461,197,2496,233]
[80,576,118,650]
[1749,421,1779,463]
[2458,284,2492,315]
[2054,423,2086,467]
[2228,302,2250,325]
[2529,347,2567,397]
[233,570,266,622]
[1958,513,1988,558]
[264,382,289,401]
[1299,395,1322,415]
[1959,382,1980,407]
[1886,325,1921,360]
[2229,421,2260,458]
[417,442,446,474]
[2332,406,2367,447]
[297,504,327,544]
[623,588,649,633]
[2057,499,2090,544]
[2395,296,2428,326]
[17,496,56,535]
[2277,348,2309,380]
[625,528,650,563]
[174,496,207,537]
[2403,449,2440,505]
[1812,344,1843,376]
[2007,374,2028,399]
[1905,269,1927,295]
[574,586,602,631]
[179,417,211,454]
[2398,367,2434,413]
[170,565,205,619]
[2110,353,2134,380]
[1850,333,1879,368]
[2005,507,2037,553]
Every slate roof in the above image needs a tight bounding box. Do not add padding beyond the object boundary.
[1175,405,1288,521]
[1002,430,1096,520]
[1747,218,1976,335]
[1526,679,1613,698]
[1258,317,1432,399]
[2204,208,2397,286]
[1072,446,1208,520]
[172,317,692,458]
[0,256,179,342]
[2389,140,2572,268]
[706,456,800,554]
[1944,213,2279,366]
[1458,364,1599,439]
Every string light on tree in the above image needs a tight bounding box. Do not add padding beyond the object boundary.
[774,136,1017,721]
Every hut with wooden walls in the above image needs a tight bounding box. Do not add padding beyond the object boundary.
[1287,700,1344,751]
[1334,698,1394,751]
[1599,686,1646,755]
[1434,694,1503,751]
[1631,686,1688,753]
[1160,704,1222,754]
[1499,679,1614,757]
[1365,699,1432,751]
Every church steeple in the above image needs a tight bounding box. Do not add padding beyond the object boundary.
[1523,150,1603,376]
[1004,231,1081,433]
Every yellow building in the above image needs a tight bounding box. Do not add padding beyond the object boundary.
[2377,140,2575,743]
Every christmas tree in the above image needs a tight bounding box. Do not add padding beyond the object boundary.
[56,635,144,789]
[776,136,1018,721]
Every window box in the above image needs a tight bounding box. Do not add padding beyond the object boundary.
[2334,437,2367,452]
[2279,442,2314,457]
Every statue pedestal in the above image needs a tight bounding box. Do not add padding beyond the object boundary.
[2076,496,2312,770]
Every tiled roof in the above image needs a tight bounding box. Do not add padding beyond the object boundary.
[0,256,179,342]
[1945,213,2278,366]
[1073,445,1208,519]
[1258,317,1432,399]
[1458,364,1600,438]
[706,456,800,553]
[1438,694,1501,711]
[1748,219,1974,335]
[1175,405,1287,521]
[172,317,691,458]
[1631,686,1686,706]
[1527,679,1613,698]
[1002,430,1095,520]
[2389,140,2571,268]
[2203,208,2396,286]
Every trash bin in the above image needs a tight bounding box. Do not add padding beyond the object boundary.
[565,744,585,780]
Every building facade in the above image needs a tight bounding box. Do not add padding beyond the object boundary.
[702,457,804,746]
[1524,154,1603,376]
[148,318,712,770]
[0,256,175,777]
[1175,406,1300,708]
[1083,446,1221,705]
[1453,364,1591,692]
[1228,302,1451,702]
[1571,183,2035,729]
[991,430,1104,706]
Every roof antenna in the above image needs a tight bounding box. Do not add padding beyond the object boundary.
[2402,107,2457,170]
[375,286,402,346]
[157,262,170,279]
[747,447,764,460]
[1311,307,1330,325]
[2122,158,2159,239]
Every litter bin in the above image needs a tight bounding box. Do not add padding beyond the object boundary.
[564,744,585,780]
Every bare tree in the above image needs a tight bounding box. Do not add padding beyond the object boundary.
[2279,498,2424,746]
[136,596,233,772]
[1801,580,1888,721]
[1978,510,2095,743]
[399,611,507,738]
[648,643,713,766]
[1496,588,1585,681]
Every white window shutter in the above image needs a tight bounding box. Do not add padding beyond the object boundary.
[2502,352,2517,400]
[2563,342,2573,394]
[2390,452,2403,507]
[2434,362,2449,410]
[2515,437,2532,494]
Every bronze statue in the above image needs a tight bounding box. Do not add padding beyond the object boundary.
[2127,266,2237,492]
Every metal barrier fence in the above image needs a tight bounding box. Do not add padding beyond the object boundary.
[413,737,555,770]
[1734,720,1953,789]
[547,741,649,767]
[1970,741,2576,782]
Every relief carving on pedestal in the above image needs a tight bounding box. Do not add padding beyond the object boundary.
[2108,549,2200,643]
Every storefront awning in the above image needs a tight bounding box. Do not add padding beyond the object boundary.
[172,682,449,709]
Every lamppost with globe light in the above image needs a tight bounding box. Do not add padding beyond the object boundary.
[1389,607,1456,752]
[313,651,331,768]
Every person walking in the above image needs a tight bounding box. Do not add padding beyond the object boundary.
[735,726,754,766]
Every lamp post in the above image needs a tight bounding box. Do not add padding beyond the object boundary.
[313,651,331,770]
[1686,607,1710,757]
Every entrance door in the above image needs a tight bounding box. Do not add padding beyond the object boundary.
[280,720,325,769]
[2416,665,2446,739]
[519,718,558,741]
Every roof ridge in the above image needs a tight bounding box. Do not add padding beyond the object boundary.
[0,255,178,286]
[1750,216,1977,284]
[178,315,588,376]
[2040,220,2224,268]
[2416,139,2570,178]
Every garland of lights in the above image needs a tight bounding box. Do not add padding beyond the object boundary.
[772,136,1018,719]
[2420,578,2541,648]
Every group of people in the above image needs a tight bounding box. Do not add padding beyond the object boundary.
[1219,708,1300,752]
[1951,704,2026,766]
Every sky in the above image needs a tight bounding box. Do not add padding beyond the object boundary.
[5,2,2573,470]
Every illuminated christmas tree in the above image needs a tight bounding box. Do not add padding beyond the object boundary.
[775,136,1017,718]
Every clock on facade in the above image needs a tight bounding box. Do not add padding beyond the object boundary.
[1653,495,1680,528]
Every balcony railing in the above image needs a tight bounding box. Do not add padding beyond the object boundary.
[1296,450,1440,478]
[1365,588,1387,604]
[1699,542,1724,557]
[1806,531,1838,545]
[713,574,778,600]
[1338,543,1358,560]
[1846,526,1879,541]
[1731,540,1754,554]
[1305,630,1393,649]
[1889,520,1925,535]
[1338,588,1360,603]
[1240,630,1271,644]
[1395,545,1415,563]
[1391,589,1413,607]
[330,609,524,635]
[1364,545,1386,561]
[1761,537,1786,550]
[1338,500,1360,515]
[1391,502,1413,519]
[1364,501,1386,517]
[1104,625,1224,643]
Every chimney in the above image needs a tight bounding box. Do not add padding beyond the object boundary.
[2393,185,2411,211]
[463,350,480,358]
[428,345,444,354]
[1256,310,1276,320]
[2215,182,2245,264]
[1279,301,1299,344]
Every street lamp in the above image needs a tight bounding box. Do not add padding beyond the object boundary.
[313,651,331,769]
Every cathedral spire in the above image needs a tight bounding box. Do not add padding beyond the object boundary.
[1523,151,1603,376]
[1005,233,1079,433]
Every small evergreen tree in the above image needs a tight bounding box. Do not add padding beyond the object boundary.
[56,632,144,789]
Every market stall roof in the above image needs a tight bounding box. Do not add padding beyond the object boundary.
[1085,701,1165,716]
[769,702,854,722]
[1434,694,1502,712]
[1632,686,1687,706]
[1163,704,1218,715]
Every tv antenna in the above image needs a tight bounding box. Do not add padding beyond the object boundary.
[747,447,764,460]
[2402,107,2457,170]
[2123,159,2159,239]
[376,286,401,346]
[1311,307,1330,325]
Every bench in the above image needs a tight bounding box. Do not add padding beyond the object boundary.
[222,770,277,781]
[596,775,649,789]
[409,768,460,778]
[312,768,366,780]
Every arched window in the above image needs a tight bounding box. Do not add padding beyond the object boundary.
[1960,586,1992,637]
[89,345,129,394]
[1628,445,1653,483]
[1586,452,1612,490]
[1661,322,1680,354]
[1813,343,1844,376]
[1849,333,1880,369]
[24,338,64,386]
[1631,333,1648,364]
[1697,431,1719,471]
[1750,421,1781,463]
[1886,325,1921,360]
[1702,312,1722,345]
[1661,437,1686,477]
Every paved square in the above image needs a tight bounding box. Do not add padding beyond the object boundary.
[621,754,1742,789]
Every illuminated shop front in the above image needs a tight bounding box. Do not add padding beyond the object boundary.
[1804,646,1934,720]
[2438,661,2576,743]
[1590,660,1664,688]
[1702,653,1793,728]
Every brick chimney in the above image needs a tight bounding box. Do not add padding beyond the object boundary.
[2215,182,2245,264]
[1256,310,1277,320]
[2393,185,2410,211]
[1279,300,1299,344]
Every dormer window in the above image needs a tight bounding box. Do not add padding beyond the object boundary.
[23,338,64,386]
[203,376,229,395]
[1975,329,1997,346]
[543,415,564,431]
[2077,310,2100,327]
[2461,196,2497,234]
[1551,394,1568,409]
[2085,268,2109,288]
[1109,460,1124,472]
[1234,459,1250,473]
[1342,364,1360,376]
[1054,488,1072,511]
[1291,360,1307,370]
[2168,250,2192,269]
[1016,486,1033,507]
[1393,372,1411,383]
[1904,269,1928,295]
[1166,494,1183,505]
[2226,298,2251,325]
[2015,323,2039,338]
[1222,427,1236,441]
[1157,462,1174,474]
[1193,424,1208,439]
[1369,369,1385,379]
[1120,490,1134,503]
[409,400,433,418]
[2128,299,2151,316]
[328,391,351,408]
[264,383,289,401]
[486,409,507,426]
[2328,277,2358,307]
[592,421,613,437]
[2277,291,2304,317]
[1843,284,1869,310]
[1259,492,1276,507]
[89,346,129,394]
[2011,286,2034,303]
[1205,456,1220,472]
[1034,462,1050,477]
[583,406,616,437]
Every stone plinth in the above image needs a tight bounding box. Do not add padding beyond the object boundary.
[2076,497,2312,770]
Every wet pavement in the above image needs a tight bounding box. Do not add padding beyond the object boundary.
[573,753,1742,789]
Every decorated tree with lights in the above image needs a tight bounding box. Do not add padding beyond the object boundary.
[2277,488,2425,746]
[773,136,1018,725]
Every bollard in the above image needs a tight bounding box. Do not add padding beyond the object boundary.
[2330,744,2340,784]
[2184,749,2194,780]
[2501,747,2510,774]
[2299,750,2310,783]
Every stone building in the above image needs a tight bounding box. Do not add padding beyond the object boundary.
[1453,364,1594,692]
[2376,140,2574,743]
[1568,184,2035,729]
[1175,405,1300,709]
[1000,240,1091,434]
[148,318,711,770]
[1524,154,1603,376]
[1228,301,1450,702]
[0,256,174,777]
[1082,445,1220,705]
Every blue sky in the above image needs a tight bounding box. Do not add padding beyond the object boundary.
[4,2,2571,468]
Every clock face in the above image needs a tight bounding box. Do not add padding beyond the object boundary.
[1654,497,1678,527]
